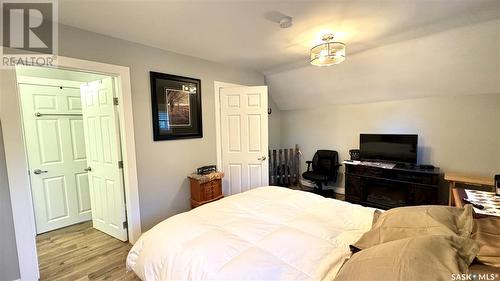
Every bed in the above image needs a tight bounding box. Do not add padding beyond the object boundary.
[126,186,377,281]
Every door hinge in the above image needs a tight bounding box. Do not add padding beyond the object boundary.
[123,221,128,229]
[113,97,119,105]
[118,160,124,168]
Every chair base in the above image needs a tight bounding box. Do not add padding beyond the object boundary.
[311,188,335,198]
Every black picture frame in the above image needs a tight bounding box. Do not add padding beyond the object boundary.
[150,72,202,141]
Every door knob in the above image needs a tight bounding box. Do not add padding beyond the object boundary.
[33,169,48,175]
[84,166,92,172]
[258,156,267,161]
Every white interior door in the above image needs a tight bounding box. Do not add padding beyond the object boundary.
[220,86,269,195]
[80,77,128,241]
[19,83,91,234]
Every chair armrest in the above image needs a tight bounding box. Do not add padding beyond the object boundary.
[306,161,312,171]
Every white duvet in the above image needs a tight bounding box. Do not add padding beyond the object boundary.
[127,186,376,281]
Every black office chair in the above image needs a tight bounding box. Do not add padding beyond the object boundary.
[302,150,341,192]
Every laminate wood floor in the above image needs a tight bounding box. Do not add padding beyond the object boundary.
[36,221,141,281]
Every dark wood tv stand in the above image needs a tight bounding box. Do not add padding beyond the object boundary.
[344,161,441,209]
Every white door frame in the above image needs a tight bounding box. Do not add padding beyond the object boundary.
[0,56,141,281]
[214,81,245,173]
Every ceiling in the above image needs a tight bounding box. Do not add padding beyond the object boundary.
[58,0,500,74]
[57,1,500,109]
[266,17,500,110]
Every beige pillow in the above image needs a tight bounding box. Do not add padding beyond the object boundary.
[335,235,479,281]
[353,204,473,250]
[471,217,500,267]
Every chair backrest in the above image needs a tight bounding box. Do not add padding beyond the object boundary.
[312,150,339,181]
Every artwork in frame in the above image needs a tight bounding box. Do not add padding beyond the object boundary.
[150,72,202,140]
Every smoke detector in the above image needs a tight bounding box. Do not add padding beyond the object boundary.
[279,16,293,28]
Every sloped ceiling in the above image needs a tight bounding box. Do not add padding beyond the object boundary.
[57,0,500,109]
[267,18,500,110]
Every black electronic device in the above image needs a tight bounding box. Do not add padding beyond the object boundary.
[197,165,217,175]
[349,149,360,161]
[360,134,418,164]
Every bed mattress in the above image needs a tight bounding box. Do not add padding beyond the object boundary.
[127,186,376,281]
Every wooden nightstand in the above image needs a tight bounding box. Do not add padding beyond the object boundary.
[188,172,224,208]
[445,173,494,205]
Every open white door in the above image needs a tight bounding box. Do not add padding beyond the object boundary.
[19,83,91,234]
[80,78,128,241]
[220,86,269,195]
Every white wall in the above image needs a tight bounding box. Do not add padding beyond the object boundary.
[56,24,265,231]
[280,94,500,197]
[0,122,21,281]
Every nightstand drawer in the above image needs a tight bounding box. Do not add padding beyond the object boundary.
[202,179,221,200]
[189,172,224,209]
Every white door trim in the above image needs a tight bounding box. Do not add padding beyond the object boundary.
[214,81,245,173]
[0,56,141,281]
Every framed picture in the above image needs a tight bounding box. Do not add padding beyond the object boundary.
[150,72,202,140]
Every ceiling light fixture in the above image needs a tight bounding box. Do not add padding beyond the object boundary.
[310,33,346,66]
[279,16,293,28]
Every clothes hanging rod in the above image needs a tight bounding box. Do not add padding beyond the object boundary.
[35,112,83,117]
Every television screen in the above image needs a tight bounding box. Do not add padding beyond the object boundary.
[359,134,418,164]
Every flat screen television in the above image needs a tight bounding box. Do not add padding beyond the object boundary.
[359,134,418,164]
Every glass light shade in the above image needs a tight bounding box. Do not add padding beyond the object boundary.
[310,41,346,66]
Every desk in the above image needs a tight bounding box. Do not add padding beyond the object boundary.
[452,188,468,208]
[452,188,496,218]
[445,172,494,205]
